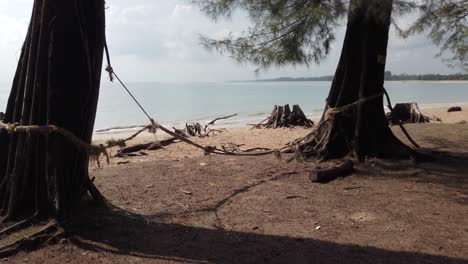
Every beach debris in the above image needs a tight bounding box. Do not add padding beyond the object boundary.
[200,162,208,167]
[115,137,177,157]
[207,113,238,125]
[285,195,306,199]
[221,143,244,152]
[173,127,187,137]
[386,102,430,125]
[253,104,314,129]
[96,124,146,133]
[309,159,354,183]
[182,122,227,137]
[316,226,321,230]
[174,113,236,138]
[448,106,462,112]
[117,161,130,165]
[180,189,193,195]
[145,184,154,188]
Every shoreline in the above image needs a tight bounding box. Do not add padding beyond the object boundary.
[93,102,468,134]
[92,104,468,144]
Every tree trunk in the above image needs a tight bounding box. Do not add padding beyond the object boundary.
[300,0,413,160]
[0,0,105,222]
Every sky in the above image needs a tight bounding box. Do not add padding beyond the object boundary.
[0,0,462,84]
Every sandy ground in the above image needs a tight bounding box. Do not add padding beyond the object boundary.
[3,107,468,264]
[419,104,468,124]
[90,105,468,166]
[5,122,468,264]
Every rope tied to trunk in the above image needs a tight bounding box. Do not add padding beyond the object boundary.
[324,92,385,121]
[320,90,420,149]
[0,121,109,166]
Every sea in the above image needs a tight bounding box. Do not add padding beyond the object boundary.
[0,81,467,132]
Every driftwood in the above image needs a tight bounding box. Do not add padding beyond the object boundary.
[116,137,177,157]
[208,113,238,125]
[96,124,145,133]
[309,160,354,183]
[106,113,236,159]
[254,104,314,129]
[448,106,462,112]
[177,113,236,137]
[386,103,430,125]
[186,122,204,137]
[173,127,188,137]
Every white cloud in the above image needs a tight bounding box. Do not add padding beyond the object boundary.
[0,1,32,87]
[0,0,461,84]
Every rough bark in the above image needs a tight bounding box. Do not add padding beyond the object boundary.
[300,0,415,161]
[0,0,106,222]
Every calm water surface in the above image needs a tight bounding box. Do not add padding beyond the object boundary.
[1,81,467,130]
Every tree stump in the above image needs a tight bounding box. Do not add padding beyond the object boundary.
[386,103,430,125]
[257,104,314,128]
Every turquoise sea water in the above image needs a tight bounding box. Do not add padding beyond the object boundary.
[1,81,467,131]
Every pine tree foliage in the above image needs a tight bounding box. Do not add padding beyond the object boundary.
[196,0,467,71]
[396,0,467,71]
[198,0,347,69]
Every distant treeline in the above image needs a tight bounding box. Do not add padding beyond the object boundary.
[384,72,468,81]
[250,72,468,82]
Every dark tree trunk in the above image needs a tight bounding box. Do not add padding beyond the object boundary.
[301,0,413,160]
[0,0,105,222]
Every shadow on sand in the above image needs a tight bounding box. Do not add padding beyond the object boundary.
[69,144,468,263]
[356,147,468,205]
[68,204,467,264]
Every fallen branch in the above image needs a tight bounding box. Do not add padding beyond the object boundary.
[105,125,150,148]
[207,113,237,125]
[243,147,272,152]
[309,160,354,183]
[116,137,177,156]
[95,124,145,133]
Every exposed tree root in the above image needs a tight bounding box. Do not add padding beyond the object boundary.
[0,220,65,258]
[310,159,355,183]
[0,214,39,238]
